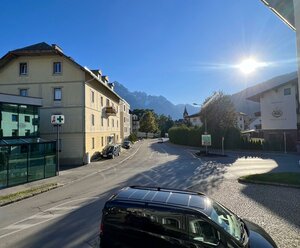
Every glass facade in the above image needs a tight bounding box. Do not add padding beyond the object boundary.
[0,100,56,189]
[0,103,39,138]
[0,139,56,188]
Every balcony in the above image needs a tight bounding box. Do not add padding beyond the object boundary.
[105,106,117,116]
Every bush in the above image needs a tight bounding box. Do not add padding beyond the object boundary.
[128,133,138,143]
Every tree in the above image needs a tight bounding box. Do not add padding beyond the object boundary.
[199,91,238,147]
[139,111,158,138]
[158,114,174,137]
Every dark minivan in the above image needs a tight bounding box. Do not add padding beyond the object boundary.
[100,186,277,248]
[102,144,121,159]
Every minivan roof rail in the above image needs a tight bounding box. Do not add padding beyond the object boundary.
[129,185,205,196]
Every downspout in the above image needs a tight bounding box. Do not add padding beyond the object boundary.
[83,76,96,164]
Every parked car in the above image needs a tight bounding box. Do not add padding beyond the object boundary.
[158,138,164,143]
[102,144,121,159]
[100,186,277,248]
[122,140,132,149]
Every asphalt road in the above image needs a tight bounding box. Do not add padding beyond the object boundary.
[0,140,299,248]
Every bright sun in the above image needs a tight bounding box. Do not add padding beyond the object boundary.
[239,58,260,74]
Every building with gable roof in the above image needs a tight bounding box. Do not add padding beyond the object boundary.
[0,42,131,165]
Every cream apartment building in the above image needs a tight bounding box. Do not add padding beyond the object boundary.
[120,99,131,140]
[0,42,129,165]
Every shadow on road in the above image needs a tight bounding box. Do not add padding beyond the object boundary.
[11,141,300,247]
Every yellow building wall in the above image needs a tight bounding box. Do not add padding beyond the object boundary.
[0,55,86,165]
[84,82,121,157]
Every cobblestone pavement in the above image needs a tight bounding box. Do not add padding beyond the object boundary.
[190,179,300,248]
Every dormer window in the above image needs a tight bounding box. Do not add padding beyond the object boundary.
[19,63,27,75]
[53,62,62,74]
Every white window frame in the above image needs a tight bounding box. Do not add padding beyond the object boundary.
[53,62,62,74]
[19,63,28,75]
[19,88,28,96]
[54,88,62,101]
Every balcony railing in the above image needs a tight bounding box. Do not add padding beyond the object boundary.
[105,106,117,116]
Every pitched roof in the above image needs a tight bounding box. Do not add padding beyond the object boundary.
[187,112,201,118]
[246,71,298,102]
[261,0,295,30]
[0,42,123,101]
[11,42,54,52]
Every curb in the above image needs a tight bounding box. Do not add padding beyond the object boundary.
[0,183,63,207]
[238,178,300,189]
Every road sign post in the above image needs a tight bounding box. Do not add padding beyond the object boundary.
[201,134,211,155]
[51,115,65,175]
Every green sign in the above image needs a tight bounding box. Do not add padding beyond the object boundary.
[202,134,211,146]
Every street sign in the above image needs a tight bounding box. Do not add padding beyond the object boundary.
[51,115,65,125]
[202,134,211,146]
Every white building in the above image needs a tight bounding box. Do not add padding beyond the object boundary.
[261,0,300,107]
[236,112,247,131]
[247,74,298,148]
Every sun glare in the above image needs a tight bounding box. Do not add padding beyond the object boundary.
[239,58,259,74]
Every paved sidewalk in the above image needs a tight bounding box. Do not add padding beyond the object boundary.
[0,142,141,197]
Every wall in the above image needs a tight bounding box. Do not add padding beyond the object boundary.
[0,55,86,165]
[84,82,121,158]
[260,83,297,130]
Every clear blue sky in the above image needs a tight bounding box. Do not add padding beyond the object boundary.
[0,0,297,105]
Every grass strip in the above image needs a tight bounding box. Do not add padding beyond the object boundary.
[0,183,60,206]
[239,172,300,188]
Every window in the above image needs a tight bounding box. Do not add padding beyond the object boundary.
[54,88,62,101]
[91,114,95,126]
[107,118,110,127]
[188,216,219,245]
[19,89,28,96]
[25,116,30,122]
[284,88,291,95]
[100,96,103,106]
[124,117,126,123]
[101,137,104,146]
[106,99,110,106]
[112,119,114,127]
[25,130,31,136]
[91,90,95,103]
[92,137,95,149]
[12,114,18,122]
[124,105,126,111]
[12,129,18,137]
[53,62,62,74]
[101,117,104,126]
[19,63,27,75]
[117,120,118,128]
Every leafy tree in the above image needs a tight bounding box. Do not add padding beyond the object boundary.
[139,111,158,138]
[132,109,154,119]
[199,91,238,147]
[158,114,174,137]
[200,92,236,131]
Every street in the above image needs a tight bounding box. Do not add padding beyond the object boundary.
[0,139,299,248]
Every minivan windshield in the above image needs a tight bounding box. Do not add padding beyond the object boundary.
[209,202,243,241]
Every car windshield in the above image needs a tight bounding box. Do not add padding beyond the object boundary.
[105,146,114,152]
[209,202,243,241]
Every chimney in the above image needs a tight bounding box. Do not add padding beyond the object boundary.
[52,44,63,53]
[108,82,115,91]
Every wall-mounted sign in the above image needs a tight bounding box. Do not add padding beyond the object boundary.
[271,108,283,118]
[51,115,65,125]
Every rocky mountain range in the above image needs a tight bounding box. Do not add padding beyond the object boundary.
[114,71,298,120]
[114,82,198,120]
